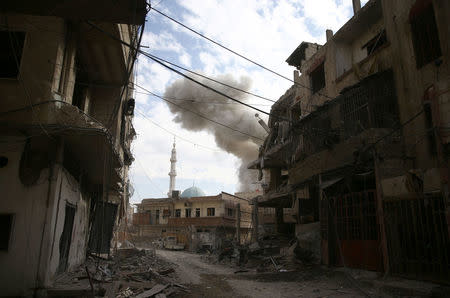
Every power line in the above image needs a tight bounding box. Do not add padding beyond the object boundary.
[141,53,277,103]
[133,84,265,141]
[147,55,285,119]
[135,108,221,152]
[150,7,334,101]
[135,158,166,196]
[85,22,288,120]
[134,90,273,106]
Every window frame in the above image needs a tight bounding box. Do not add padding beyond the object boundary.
[0,213,14,251]
[310,62,325,94]
[185,208,192,218]
[175,209,181,218]
[207,208,215,217]
[0,31,26,79]
[410,1,442,68]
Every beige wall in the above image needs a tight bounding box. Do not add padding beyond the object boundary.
[173,199,224,218]
[0,138,91,296]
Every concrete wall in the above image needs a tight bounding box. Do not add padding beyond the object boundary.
[0,139,51,296]
[173,198,224,218]
[0,15,65,112]
[46,169,91,280]
[0,138,90,296]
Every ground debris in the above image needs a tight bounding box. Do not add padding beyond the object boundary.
[50,245,185,297]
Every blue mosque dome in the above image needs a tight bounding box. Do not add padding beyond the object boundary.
[180,186,205,198]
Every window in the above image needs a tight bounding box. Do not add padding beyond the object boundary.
[195,208,200,217]
[207,208,215,216]
[410,1,442,68]
[185,208,191,218]
[156,210,160,219]
[0,31,25,78]
[0,214,14,251]
[163,209,170,217]
[226,208,234,217]
[175,209,181,217]
[148,210,152,224]
[363,30,387,56]
[310,62,325,94]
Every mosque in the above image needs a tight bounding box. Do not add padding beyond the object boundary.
[132,140,252,251]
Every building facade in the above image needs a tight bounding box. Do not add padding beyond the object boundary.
[133,189,252,250]
[250,0,450,281]
[0,1,146,295]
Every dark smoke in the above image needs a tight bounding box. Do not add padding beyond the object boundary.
[164,74,267,191]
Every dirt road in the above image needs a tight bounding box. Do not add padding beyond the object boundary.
[156,249,384,298]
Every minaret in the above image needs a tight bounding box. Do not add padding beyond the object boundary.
[168,139,177,197]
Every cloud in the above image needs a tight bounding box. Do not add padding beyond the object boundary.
[179,52,192,67]
[132,0,359,201]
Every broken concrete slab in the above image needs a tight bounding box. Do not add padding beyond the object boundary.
[134,284,168,298]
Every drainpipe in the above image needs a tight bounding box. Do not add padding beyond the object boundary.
[352,0,361,15]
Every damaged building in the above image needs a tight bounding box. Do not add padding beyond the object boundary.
[133,141,252,251]
[0,0,146,295]
[249,0,450,282]
[133,189,252,251]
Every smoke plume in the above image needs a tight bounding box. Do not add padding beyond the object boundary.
[164,74,266,191]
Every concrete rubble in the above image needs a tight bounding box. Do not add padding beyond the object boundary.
[49,247,188,297]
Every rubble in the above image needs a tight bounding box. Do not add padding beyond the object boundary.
[51,246,185,297]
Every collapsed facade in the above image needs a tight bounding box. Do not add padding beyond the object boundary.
[133,189,252,251]
[250,0,450,282]
[0,0,146,295]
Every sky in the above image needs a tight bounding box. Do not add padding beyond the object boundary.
[130,0,369,205]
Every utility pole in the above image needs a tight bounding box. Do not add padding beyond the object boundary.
[236,203,241,244]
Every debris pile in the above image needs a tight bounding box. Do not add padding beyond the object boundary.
[51,247,188,297]
[202,234,317,274]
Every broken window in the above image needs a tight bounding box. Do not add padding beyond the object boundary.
[310,62,325,94]
[410,1,442,68]
[0,214,14,251]
[175,209,181,217]
[226,208,234,217]
[207,208,215,217]
[195,208,200,217]
[88,202,117,254]
[362,30,387,56]
[58,204,76,273]
[0,31,25,78]
[185,208,191,218]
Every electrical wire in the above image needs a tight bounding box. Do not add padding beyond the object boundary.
[150,7,334,101]
[148,55,285,119]
[133,84,265,141]
[135,108,221,152]
[134,90,273,106]
[85,21,290,121]
[135,158,166,196]
[141,53,277,103]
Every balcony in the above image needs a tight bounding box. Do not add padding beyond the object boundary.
[1,0,147,25]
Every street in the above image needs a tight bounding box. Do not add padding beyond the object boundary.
[157,249,385,298]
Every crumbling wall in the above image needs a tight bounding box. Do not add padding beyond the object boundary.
[47,169,91,281]
[0,139,51,296]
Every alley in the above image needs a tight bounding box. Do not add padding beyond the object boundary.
[157,249,385,298]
